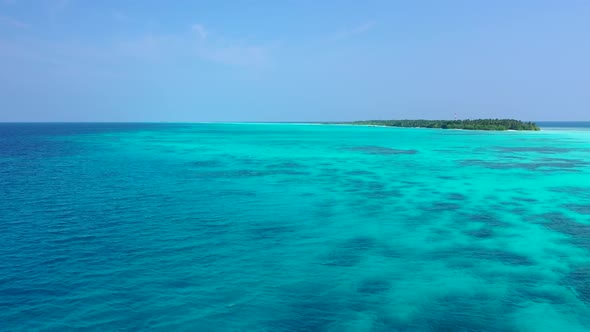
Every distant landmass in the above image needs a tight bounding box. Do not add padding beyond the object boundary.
[328,119,540,131]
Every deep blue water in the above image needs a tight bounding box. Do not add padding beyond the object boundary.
[2,123,590,331]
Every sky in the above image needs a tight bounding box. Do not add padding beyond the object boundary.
[1,0,589,122]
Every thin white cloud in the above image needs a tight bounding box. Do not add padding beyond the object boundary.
[3,21,274,71]
[0,15,29,29]
[112,10,129,23]
[188,24,275,66]
[192,24,208,39]
[196,43,269,67]
[334,20,376,40]
[114,27,273,68]
[351,21,376,34]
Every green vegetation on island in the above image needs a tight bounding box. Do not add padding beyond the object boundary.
[332,119,540,131]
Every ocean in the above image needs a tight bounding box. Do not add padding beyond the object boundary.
[1,122,590,331]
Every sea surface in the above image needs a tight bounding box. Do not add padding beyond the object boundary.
[1,122,590,331]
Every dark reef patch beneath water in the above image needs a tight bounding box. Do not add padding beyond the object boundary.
[266,161,308,169]
[464,227,495,239]
[460,159,587,172]
[265,294,341,331]
[424,202,462,212]
[429,246,534,267]
[492,146,585,154]
[357,277,391,295]
[536,212,590,250]
[321,236,376,267]
[187,160,223,168]
[446,193,468,201]
[345,170,375,176]
[563,267,590,304]
[197,168,311,179]
[343,146,418,155]
[512,196,538,203]
[549,186,590,198]
[564,204,590,215]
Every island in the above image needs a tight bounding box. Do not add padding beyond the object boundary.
[328,119,540,131]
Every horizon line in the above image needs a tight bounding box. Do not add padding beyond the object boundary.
[0,120,589,124]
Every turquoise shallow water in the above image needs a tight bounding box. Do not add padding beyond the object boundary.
[1,123,590,331]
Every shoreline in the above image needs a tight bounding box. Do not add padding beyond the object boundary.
[318,123,541,132]
[319,119,540,132]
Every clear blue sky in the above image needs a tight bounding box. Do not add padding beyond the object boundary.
[1,1,589,122]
